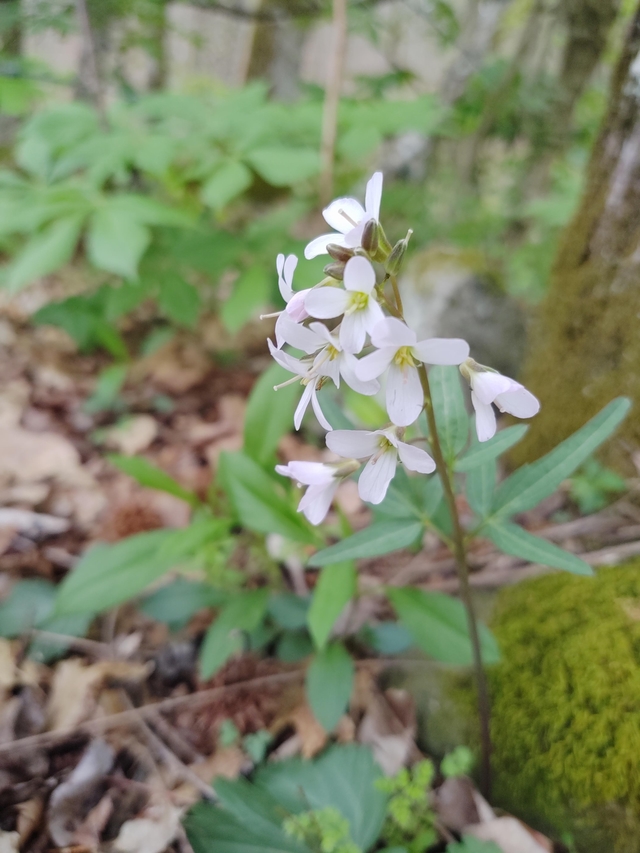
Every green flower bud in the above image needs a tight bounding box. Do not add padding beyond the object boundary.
[361,218,379,255]
[326,243,355,263]
[323,261,345,280]
[386,229,413,276]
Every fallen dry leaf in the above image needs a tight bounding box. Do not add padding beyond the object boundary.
[434,776,481,832]
[133,338,210,394]
[113,797,182,853]
[190,746,246,784]
[104,415,159,456]
[270,692,327,759]
[0,379,29,428]
[0,508,70,539]
[0,427,89,487]
[465,816,552,853]
[0,832,19,853]
[358,687,417,776]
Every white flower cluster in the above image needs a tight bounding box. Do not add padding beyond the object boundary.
[265,173,540,523]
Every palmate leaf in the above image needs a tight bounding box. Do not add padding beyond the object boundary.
[308,519,423,567]
[484,520,592,576]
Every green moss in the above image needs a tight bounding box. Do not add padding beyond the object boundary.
[488,563,640,851]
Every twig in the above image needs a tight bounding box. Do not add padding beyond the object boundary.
[29,630,111,659]
[75,0,106,123]
[319,0,348,205]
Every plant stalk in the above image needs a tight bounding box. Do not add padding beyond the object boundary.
[319,0,347,206]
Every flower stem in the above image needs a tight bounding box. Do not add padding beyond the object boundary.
[389,274,404,316]
[417,362,493,797]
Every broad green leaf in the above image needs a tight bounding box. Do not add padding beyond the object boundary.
[387,587,500,666]
[29,612,94,663]
[306,642,355,732]
[363,622,413,655]
[215,778,303,845]
[277,631,314,662]
[448,838,502,853]
[221,265,271,333]
[493,397,631,517]
[466,459,497,519]
[483,520,593,575]
[186,805,306,853]
[375,468,443,521]
[456,425,529,472]
[108,454,200,507]
[247,147,320,187]
[268,593,310,631]
[253,744,387,850]
[244,363,299,467]
[429,366,469,462]
[307,561,356,649]
[158,275,201,327]
[199,589,269,678]
[107,194,193,227]
[0,579,56,637]
[141,579,227,629]
[201,161,252,210]
[87,205,150,279]
[6,214,84,290]
[309,520,423,567]
[218,451,316,544]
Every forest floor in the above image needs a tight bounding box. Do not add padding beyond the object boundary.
[1,306,640,853]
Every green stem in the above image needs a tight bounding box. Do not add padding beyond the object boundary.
[389,274,404,316]
[417,363,493,797]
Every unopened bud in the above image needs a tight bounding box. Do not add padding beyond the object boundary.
[374,223,393,260]
[386,229,413,276]
[361,219,379,256]
[324,262,345,280]
[327,243,355,263]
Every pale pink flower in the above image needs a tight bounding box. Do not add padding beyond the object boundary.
[261,254,310,348]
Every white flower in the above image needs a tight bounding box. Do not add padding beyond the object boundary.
[275,459,359,525]
[276,315,380,396]
[269,341,333,431]
[460,358,540,442]
[326,426,435,505]
[304,172,383,260]
[304,256,384,354]
[356,317,470,427]
[261,254,310,348]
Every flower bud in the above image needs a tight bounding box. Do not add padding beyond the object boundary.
[386,229,413,276]
[374,223,393,259]
[327,243,355,263]
[361,219,379,256]
[323,261,345,280]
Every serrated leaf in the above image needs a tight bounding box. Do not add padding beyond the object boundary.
[306,642,354,732]
[199,589,269,678]
[87,205,150,279]
[493,397,631,517]
[186,804,306,853]
[307,561,356,649]
[483,520,593,575]
[387,586,500,666]
[6,214,85,290]
[456,425,529,472]
[429,366,469,462]
[108,454,200,507]
[244,363,299,467]
[309,520,423,567]
[466,459,496,519]
[201,160,252,210]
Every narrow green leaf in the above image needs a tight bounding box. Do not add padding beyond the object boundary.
[387,586,500,666]
[494,397,631,517]
[483,520,593,575]
[308,520,423,567]
[108,454,200,507]
[306,642,354,732]
[7,214,84,290]
[307,561,356,650]
[466,459,497,519]
[244,363,299,467]
[218,451,316,544]
[456,425,529,472]
[201,161,252,210]
[429,366,469,462]
[199,589,269,679]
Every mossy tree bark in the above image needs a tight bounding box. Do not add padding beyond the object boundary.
[515,3,640,469]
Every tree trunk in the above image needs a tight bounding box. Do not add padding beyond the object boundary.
[514,3,640,469]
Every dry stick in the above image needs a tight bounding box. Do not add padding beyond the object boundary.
[75,0,106,125]
[319,0,348,206]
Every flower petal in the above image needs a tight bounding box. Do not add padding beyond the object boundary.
[412,337,470,365]
[310,386,333,431]
[326,429,379,459]
[298,481,339,525]
[277,253,298,302]
[308,321,339,348]
[371,317,416,349]
[294,383,313,430]
[340,352,381,395]
[495,386,540,418]
[268,339,306,375]
[305,286,350,319]
[386,364,423,427]
[397,441,436,474]
[365,171,383,220]
[304,233,346,260]
[355,346,395,381]
[471,371,513,405]
[358,449,397,504]
[276,461,335,486]
[363,297,385,333]
[278,314,322,353]
[323,197,366,233]
[340,310,368,354]
[343,255,376,294]
[343,218,368,248]
[285,290,309,323]
[471,392,497,442]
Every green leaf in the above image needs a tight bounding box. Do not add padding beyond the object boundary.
[108,454,200,507]
[87,205,150,279]
[247,147,320,187]
[201,161,252,211]
[0,579,56,637]
[29,612,94,663]
[84,364,128,413]
[429,366,469,462]
[483,520,593,576]
[244,363,299,466]
[387,587,500,666]
[277,631,314,662]
[218,451,316,544]
[447,838,502,853]
[158,275,201,328]
[376,469,443,521]
[186,805,306,853]
[214,778,303,847]
[141,579,227,629]
[6,214,84,290]
[306,642,355,732]
[268,593,310,631]
[221,265,271,333]
[307,562,356,649]
[309,520,423,567]
[493,397,631,518]
[466,459,496,519]
[456,425,529,472]
[199,589,269,679]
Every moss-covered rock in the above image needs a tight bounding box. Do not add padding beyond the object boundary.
[488,563,640,851]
